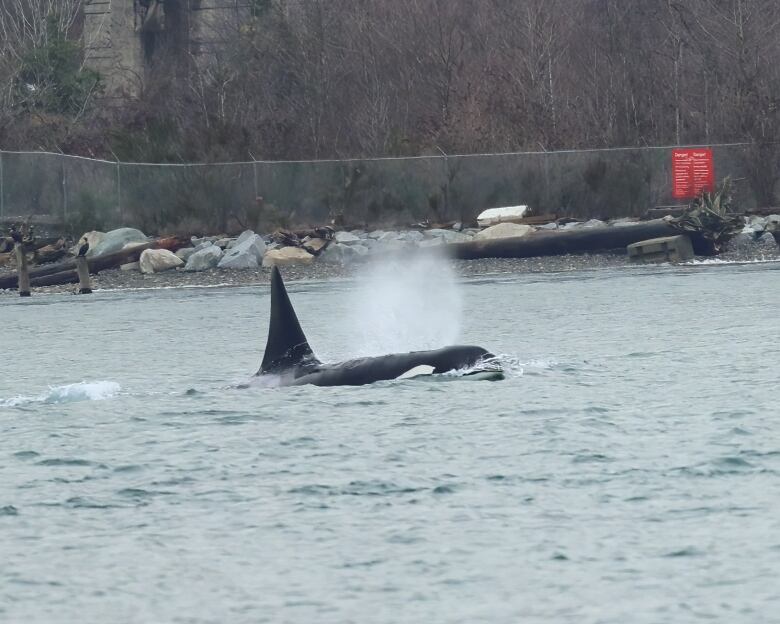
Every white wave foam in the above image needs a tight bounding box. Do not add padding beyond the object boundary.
[0,381,121,408]
[687,256,780,266]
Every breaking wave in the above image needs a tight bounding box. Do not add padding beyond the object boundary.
[0,381,121,408]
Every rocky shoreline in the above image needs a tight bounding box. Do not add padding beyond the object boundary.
[2,213,779,297]
[2,247,778,298]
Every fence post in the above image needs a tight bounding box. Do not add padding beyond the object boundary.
[543,151,552,213]
[436,146,450,216]
[251,155,259,200]
[61,157,68,219]
[116,161,122,225]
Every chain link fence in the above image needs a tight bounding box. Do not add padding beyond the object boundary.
[0,143,763,235]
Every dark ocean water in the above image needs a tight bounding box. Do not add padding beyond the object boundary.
[1,261,779,623]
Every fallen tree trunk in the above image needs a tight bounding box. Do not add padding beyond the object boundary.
[31,270,80,287]
[0,237,185,290]
[446,220,712,260]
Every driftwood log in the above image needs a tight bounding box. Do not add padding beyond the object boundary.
[446,220,713,260]
[0,237,185,290]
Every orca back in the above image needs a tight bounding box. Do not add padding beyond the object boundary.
[259,267,320,375]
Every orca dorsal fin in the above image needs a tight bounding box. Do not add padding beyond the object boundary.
[260,266,319,374]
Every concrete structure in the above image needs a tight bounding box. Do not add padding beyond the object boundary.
[83,0,252,98]
[627,235,695,264]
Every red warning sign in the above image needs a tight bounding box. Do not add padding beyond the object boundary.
[672,148,715,199]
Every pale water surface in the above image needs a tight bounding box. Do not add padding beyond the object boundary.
[1,262,779,623]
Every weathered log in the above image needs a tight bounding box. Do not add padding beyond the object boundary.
[446,220,712,260]
[0,237,185,290]
[31,270,79,287]
[35,245,69,265]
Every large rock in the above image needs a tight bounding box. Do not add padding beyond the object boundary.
[191,235,218,247]
[320,243,369,264]
[88,228,148,257]
[725,230,778,254]
[176,247,197,262]
[477,205,529,227]
[765,215,780,232]
[139,249,184,274]
[227,230,258,250]
[374,239,410,252]
[184,243,223,272]
[424,228,472,243]
[335,231,361,244]
[262,246,314,267]
[474,223,534,241]
[399,230,425,243]
[218,233,266,269]
[71,230,106,256]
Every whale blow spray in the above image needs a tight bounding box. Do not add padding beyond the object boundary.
[346,252,463,357]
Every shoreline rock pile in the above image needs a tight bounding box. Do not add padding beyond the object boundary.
[58,210,780,276]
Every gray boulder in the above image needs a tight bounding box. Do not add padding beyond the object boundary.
[400,230,425,243]
[88,228,148,257]
[176,247,197,262]
[218,233,266,269]
[184,243,223,271]
[191,235,219,247]
[424,229,471,243]
[335,231,361,244]
[227,230,256,250]
[726,231,779,254]
[320,243,366,265]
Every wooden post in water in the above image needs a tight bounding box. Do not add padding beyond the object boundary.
[76,256,92,294]
[15,242,30,297]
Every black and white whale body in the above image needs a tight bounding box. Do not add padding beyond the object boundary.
[255,266,501,387]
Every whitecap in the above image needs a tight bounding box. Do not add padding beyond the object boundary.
[0,381,121,408]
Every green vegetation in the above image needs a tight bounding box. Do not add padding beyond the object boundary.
[671,178,743,252]
[17,16,101,115]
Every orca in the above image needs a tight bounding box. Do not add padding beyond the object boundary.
[255,266,502,387]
